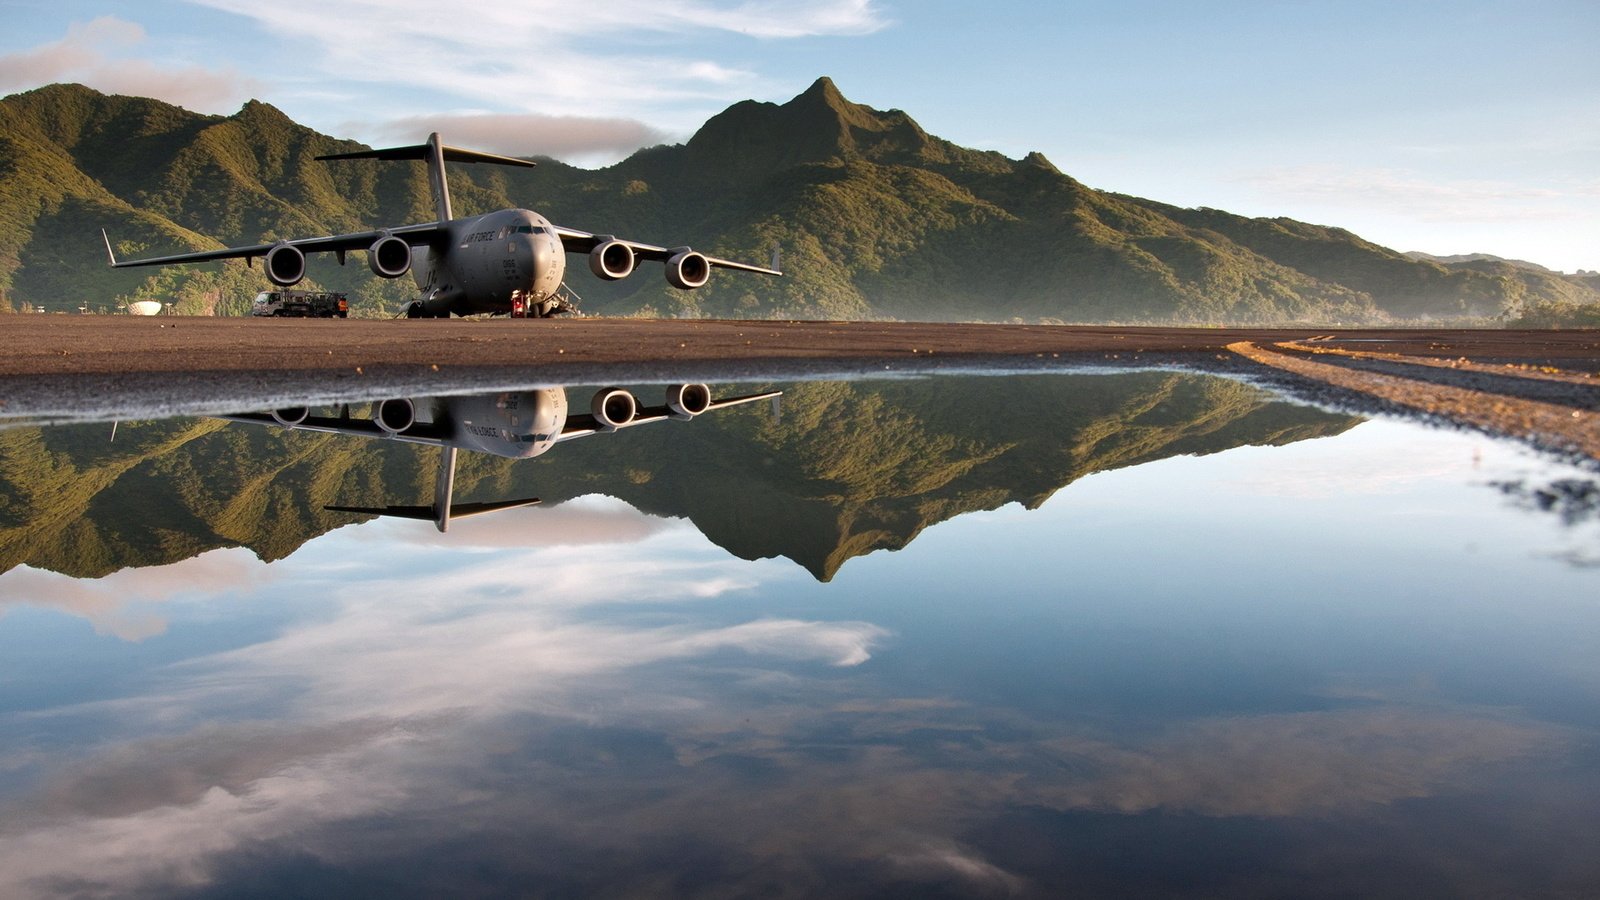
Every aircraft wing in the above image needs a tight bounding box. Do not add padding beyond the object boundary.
[552,226,782,276]
[218,411,451,448]
[102,222,444,269]
[555,390,782,441]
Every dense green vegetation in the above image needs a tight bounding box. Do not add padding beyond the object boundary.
[1510,299,1600,328]
[1,78,1594,322]
[0,374,1358,581]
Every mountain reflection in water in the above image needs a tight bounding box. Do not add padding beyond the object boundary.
[0,373,1352,581]
[1,372,1598,898]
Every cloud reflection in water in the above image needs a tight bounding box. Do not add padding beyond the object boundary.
[1,421,1598,897]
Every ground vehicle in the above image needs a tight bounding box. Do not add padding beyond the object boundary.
[250,290,348,318]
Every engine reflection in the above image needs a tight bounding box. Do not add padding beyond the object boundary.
[221,384,781,531]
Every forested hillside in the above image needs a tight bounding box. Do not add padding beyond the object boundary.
[1,79,1593,322]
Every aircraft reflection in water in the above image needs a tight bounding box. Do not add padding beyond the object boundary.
[221,384,780,532]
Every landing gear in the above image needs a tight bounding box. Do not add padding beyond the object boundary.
[539,293,577,318]
[406,301,449,319]
[510,292,553,318]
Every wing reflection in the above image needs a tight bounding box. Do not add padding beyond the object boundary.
[222,386,781,532]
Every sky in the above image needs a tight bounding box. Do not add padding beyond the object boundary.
[1,0,1596,271]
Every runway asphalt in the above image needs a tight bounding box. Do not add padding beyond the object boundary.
[1,316,1596,461]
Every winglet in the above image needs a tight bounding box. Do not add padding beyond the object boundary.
[770,244,782,275]
[101,229,117,266]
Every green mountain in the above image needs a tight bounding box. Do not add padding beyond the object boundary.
[0,373,1358,582]
[1404,251,1557,274]
[2,78,1591,321]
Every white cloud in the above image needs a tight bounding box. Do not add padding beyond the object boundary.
[886,842,1025,893]
[0,550,270,641]
[0,529,888,896]
[182,0,885,132]
[1036,707,1562,818]
[1234,164,1596,224]
[0,17,260,112]
[207,583,886,720]
[0,17,132,85]
[361,112,672,162]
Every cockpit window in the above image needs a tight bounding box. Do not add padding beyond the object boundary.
[512,225,546,234]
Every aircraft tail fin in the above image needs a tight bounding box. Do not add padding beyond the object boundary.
[316,133,536,224]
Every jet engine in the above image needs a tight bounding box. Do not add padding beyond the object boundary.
[665,249,710,290]
[590,388,638,432]
[589,239,635,281]
[666,383,711,419]
[264,242,306,286]
[376,398,416,435]
[271,406,309,426]
[368,235,412,278]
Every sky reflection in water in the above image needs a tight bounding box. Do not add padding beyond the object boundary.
[0,376,1597,898]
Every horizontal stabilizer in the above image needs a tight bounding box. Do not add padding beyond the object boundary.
[325,503,435,522]
[325,497,541,531]
[448,498,543,519]
[316,132,530,222]
[317,142,536,168]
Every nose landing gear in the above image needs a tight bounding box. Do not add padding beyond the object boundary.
[508,287,580,319]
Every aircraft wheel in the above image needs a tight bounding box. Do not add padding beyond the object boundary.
[406,302,423,319]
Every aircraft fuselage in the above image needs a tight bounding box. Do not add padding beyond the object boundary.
[416,210,567,317]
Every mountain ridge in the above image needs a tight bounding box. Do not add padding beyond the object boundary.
[1,79,1594,322]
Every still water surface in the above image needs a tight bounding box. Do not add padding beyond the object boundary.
[0,372,1596,897]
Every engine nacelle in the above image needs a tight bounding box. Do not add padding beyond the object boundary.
[368,235,412,278]
[588,239,635,281]
[376,398,416,435]
[590,388,637,432]
[666,383,711,419]
[665,249,711,290]
[264,242,306,287]
[271,406,309,426]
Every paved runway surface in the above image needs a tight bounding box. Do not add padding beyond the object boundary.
[2,317,1599,376]
[1,317,1596,461]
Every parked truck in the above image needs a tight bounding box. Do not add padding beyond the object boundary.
[250,290,349,318]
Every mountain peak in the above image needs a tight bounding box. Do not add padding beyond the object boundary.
[796,76,847,108]
[1022,151,1060,173]
[679,76,939,179]
[780,76,898,137]
[232,98,298,130]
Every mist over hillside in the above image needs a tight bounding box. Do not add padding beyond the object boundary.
[1,79,1594,322]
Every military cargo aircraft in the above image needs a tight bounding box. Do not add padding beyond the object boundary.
[222,383,781,531]
[102,133,781,318]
